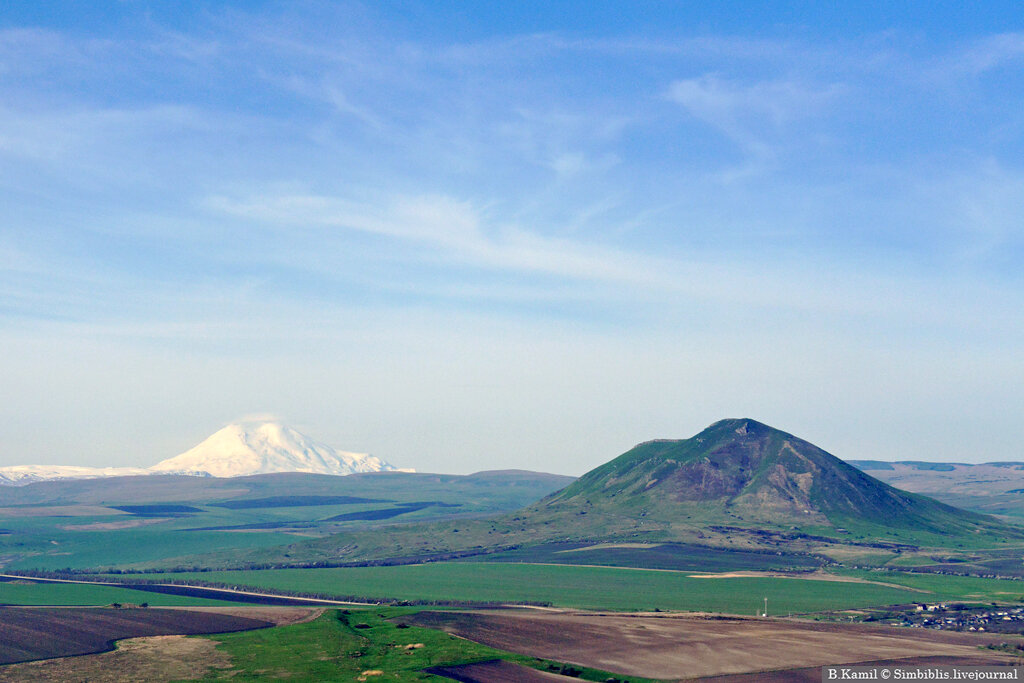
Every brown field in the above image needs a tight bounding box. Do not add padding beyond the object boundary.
[0,634,228,683]
[407,609,1016,680]
[0,606,274,665]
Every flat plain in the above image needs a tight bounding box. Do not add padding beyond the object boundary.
[143,562,931,613]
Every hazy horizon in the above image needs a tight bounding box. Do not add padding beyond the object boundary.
[2,3,1023,474]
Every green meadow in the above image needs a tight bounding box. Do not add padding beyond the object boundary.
[836,569,1024,603]
[147,562,927,614]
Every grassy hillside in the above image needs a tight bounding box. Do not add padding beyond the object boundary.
[542,419,1004,536]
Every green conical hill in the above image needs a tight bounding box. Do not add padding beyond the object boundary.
[540,418,997,535]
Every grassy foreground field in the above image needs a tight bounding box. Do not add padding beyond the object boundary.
[191,608,657,682]
[146,562,932,614]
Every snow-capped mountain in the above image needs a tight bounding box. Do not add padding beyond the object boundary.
[0,465,149,486]
[0,421,406,485]
[148,421,401,478]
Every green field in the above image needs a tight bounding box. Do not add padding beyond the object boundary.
[2,525,305,571]
[836,569,1024,603]
[146,562,931,614]
[0,579,235,606]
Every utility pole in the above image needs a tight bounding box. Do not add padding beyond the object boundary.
[763,597,768,617]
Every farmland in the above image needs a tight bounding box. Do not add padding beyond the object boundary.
[3,605,1014,682]
[470,541,823,572]
[0,608,651,683]
[408,609,1016,679]
[0,606,273,664]
[0,577,237,607]
[143,562,932,613]
[0,633,228,683]
[834,569,1024,603]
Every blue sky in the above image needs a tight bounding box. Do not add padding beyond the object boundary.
[2,2,1023,473]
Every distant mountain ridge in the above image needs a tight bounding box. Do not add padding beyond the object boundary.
[0,421,405,485]
[846,460,1024,518]
[0,465,150,486]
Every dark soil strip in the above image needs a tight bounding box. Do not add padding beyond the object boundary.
[326,503,434,521]
[112,583,344,606]
[424,659,575,682]
[325,500,462,521]
[0,607,272,665]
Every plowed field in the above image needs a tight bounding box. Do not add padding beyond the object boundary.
[408,609,1015,680]
[0,607,272,664]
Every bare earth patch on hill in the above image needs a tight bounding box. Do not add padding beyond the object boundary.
[407,609,1014,680]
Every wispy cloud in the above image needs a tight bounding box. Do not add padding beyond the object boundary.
[665,75,846,157]
[955,31,1024,75]
[203,190,653,286]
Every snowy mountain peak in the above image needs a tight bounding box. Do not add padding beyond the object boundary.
[149,421,401,478]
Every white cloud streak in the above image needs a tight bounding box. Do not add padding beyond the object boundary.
[666,75,846,156]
